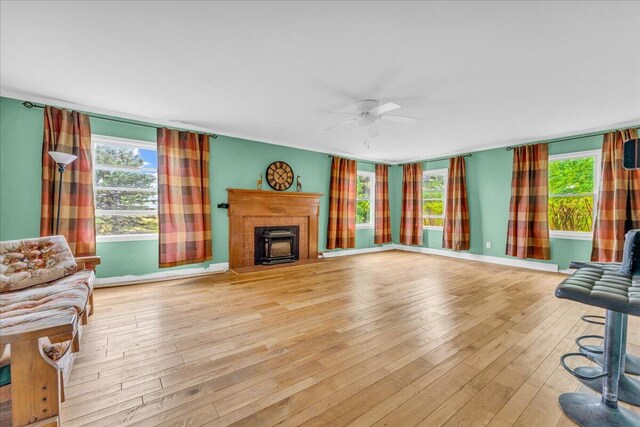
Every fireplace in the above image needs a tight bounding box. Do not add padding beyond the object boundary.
[227,189,322,268]
[254,226,299,265]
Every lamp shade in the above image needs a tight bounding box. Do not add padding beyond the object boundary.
[48,151,78,167]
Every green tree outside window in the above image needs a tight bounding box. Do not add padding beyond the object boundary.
[548,155,596,233]
[356,173,373,225]
[94,142,158,236]
[423,170,447,227]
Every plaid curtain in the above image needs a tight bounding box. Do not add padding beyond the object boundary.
[400,163,423,245]
[442,156,470,250]
[591,128,640,262]
[40,106,95,257]
[157,128,212,268]
[506,143,550,260]
[326,157,357,249]
[374,164,392,244]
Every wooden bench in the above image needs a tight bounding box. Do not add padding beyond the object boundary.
[1,239,100,427]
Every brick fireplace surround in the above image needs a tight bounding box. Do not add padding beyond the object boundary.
[227,189,323,268]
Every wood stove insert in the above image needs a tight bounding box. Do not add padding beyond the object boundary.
[254,226,299,265]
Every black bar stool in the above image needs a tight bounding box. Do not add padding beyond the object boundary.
[570,261,640,376]
[555,230,640,426]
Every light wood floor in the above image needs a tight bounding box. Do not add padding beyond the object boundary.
[60,251,640,426]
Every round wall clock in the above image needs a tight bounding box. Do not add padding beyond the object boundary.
[266,161,294,191]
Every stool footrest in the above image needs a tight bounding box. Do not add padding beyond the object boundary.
[560,352,607,381]
[580,314,605,325]
[575,335,604,355]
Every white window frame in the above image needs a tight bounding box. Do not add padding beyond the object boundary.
[92,134,159,242]
[356,170,375,229]
[548,149,601,241]
[422,168,448,230]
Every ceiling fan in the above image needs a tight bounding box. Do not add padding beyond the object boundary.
[323,99,421,145]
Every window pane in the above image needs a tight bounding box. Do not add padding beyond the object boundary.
[423,190,444,200]
[95,144,156,169]
[96,189,157,211]
[356,199,370,224]
[549,195,594,232]
[96,215,158,235]
[549,157,594,195]
[357,175,371,199]
[95,169,157,190]
[423,200,444,217]
[423,217,444,227]
[422,174,445,191]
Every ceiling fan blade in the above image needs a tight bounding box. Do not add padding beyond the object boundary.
[368,126,380,138]
[324,118,357,131]
[322,111,359,116]
[380,114,422,124]
[369,102,400,116]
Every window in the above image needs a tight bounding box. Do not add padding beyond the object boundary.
[92,135,158,241]
[356,171,375,228]
[548,150,600,240]
[423,168,448,228]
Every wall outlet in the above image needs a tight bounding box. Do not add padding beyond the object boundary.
[485,241,492,249]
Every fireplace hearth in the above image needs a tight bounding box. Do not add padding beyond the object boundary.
[254,226,299,265]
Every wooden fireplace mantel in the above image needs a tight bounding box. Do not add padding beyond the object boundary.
[227,189,323,268]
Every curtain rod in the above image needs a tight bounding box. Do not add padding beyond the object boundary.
[22,101,218,139]
[328,153,472,166]
[504,125,639,150]
[327,155,384,165]
[398,153,472,166]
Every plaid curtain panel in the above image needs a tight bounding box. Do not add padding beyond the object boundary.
[326,157,357,249]
[374,164,392,244]
[591,128,640,262]
[158,128,212,268]
[506,143,551,260]
[400,163,423,245]
[40,106,95,257]
[442,156,470,250]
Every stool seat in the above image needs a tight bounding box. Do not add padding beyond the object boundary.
[555,268,640,316]
[569,261,622,272]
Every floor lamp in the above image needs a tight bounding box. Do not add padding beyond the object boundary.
[48,151,78,235]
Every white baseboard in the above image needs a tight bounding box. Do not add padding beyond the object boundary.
[95,262,229,288]
[321,245,395,258]
[392,244,559,272]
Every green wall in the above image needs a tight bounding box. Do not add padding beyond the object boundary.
[0,96,383,278]
[2,95,635,276]
[402,133,635,270]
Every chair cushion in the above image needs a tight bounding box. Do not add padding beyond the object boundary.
[555,268,640,316]
[0,269,94,365]
[0,236,77,292]
[0,270,94,319]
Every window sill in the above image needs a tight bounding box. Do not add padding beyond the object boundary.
[97,234,158,243]
[549,231,593,241]
[356,224,374,230]
[423,226,444,231]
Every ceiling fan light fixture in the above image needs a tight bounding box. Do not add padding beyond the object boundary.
[357,113,377,128]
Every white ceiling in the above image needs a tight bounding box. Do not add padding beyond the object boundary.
[1,1,639,163]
